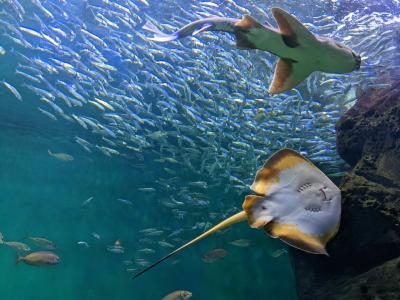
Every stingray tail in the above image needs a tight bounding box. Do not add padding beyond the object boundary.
[132,211,247,279]
[143,20,179,42]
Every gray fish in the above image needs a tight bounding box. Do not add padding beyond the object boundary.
[2,81,22,101]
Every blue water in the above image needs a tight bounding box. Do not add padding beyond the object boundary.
[0,0,399,299]
[0,125,296,299]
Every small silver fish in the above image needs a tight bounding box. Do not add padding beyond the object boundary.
[2,81,22,101]
[4,241,30,252]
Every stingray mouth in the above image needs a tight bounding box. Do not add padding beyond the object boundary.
[352,52,361,70]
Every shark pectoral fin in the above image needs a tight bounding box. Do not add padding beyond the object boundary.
[271,7,316,47]
[192,23,213,36]
[234,15,264,50]
[264,222,328,255]
[269,58,311,94]
[242,195,273,229]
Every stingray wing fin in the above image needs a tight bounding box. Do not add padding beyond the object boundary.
[269,58,312,94]
[250,148,312,196]
[264,221,332,255]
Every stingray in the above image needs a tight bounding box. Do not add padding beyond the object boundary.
[133,148,341,279]
[143,7,361,94]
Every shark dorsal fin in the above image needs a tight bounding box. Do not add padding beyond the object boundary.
[234,15,264,49]
[235,15,264,30]
[271,7,316,47]
[269,58,312,94]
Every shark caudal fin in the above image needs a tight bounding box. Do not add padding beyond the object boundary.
[132,211,247,279]
[143,20,179,42]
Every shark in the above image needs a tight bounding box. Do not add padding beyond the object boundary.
[143,7,361,94]
[133,148,341,279]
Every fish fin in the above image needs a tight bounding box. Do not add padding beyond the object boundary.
[251,148,313,195]
[264,222,328,255]
[132,211,247,279]
[235,14,264,30]
[269,58,312,94]
[142,20,164,34]
[271,7,316,47]
[242,195,273,228]
[192,23,213,36]
[143,20,178,42]
[234,15,264,50]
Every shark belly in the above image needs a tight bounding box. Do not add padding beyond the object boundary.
[243,26,311,63]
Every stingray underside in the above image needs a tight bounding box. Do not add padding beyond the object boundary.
[243,148,341,254]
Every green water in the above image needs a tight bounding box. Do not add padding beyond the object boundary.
[0,125,297,299]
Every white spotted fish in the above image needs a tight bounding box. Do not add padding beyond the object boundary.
[133,148,341,279]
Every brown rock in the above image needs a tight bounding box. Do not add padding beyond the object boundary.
[293,82,400,299]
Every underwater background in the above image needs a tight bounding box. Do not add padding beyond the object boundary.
[0,0,399,299]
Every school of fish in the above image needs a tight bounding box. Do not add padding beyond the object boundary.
[0,0,399,290]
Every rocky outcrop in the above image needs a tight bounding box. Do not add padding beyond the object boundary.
[293,83,400,299]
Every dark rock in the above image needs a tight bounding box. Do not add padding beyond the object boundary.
[309,256,400,300]
[293,83,400,299]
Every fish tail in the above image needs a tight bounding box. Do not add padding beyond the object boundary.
[48,149,53,156]
[132,211,247,279]
[16,255,23,265]
[143,20,179,42]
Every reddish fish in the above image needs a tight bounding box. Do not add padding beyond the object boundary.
[202,248,227,263]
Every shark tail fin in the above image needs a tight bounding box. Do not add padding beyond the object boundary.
[132,211,247,279]
[143,20,179,42]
